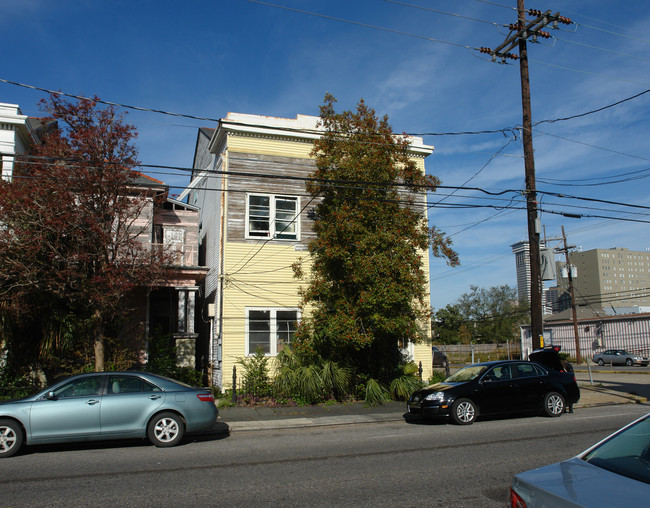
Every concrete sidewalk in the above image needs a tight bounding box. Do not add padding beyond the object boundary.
[217,384,647,432]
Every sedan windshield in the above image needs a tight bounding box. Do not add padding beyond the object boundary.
[582,415,650,485]
[445,365,488,383]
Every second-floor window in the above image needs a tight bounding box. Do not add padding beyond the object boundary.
[246,194,299,240]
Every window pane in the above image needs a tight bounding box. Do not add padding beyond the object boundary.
[249,196,270,236]
[276,311,297,352]
[249,310,270,354]
[56,377,102,398]
[274,197,297,239]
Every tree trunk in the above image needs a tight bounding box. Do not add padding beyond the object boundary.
[93,310,105,372]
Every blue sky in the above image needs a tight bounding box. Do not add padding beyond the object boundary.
[3,0,650,310]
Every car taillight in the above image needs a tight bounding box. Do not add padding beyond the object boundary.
[197,393,215,402]
[508,487,526,508]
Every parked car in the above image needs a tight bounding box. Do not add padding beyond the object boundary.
[509,412,650,507]
[406,358,580,425]
[0,371,218,458]
[592,349,649,366]
[432,346,448,367]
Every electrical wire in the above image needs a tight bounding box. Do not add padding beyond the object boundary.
[10,152,650,218]
[3,77,650,140]
[381,0,503,27]
[529,59,650,87]
[245,0,475,50]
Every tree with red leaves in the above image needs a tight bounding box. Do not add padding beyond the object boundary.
[0,94,170,374]
[293,94,459,382]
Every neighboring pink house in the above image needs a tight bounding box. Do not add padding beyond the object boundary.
[129,173,209,368]
[1,101,208,369]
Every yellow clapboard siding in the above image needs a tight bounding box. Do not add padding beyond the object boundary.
[220,241,310,387]
[228,133,315,159]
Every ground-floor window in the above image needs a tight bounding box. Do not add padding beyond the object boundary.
[246,308,299,355]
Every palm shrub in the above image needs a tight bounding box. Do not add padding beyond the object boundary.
[364,378,390,406]
[389,362,424,401]
[273,349,352,403]
[321,360,352,398]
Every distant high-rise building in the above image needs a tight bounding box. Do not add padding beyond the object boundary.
[556,247,650,312]
[512,241,532,304]
[511,240,548,308]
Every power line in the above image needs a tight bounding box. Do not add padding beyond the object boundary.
[552,35,650,64]
[3,77,649,139]
[245,0,475,50]
[381,0,503,27]
[533,88,650,126]
[529,58,650,87]
[10,151,650,215]
[534,128,650,164]
[538,165,650,186]
[0,78,223,123]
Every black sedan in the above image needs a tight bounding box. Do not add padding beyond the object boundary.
[407,359,580,425]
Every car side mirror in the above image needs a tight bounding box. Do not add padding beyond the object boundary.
[46,391,57,400]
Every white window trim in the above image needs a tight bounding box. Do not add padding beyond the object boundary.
[245,307,300,356]
[245,193,300,241]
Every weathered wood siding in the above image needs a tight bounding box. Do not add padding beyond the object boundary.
[225,149,318,245]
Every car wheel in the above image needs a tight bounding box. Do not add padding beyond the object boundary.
[626,358,633,366]
[450,398,478,425]
[0,419,24,458]
[597,359,604,366]
[147,412,185,447]
[543,392,565,417]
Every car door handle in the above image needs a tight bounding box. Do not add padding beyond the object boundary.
[149,395,162,400]
[86,399,100,405]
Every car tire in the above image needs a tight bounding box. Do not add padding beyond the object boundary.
[147,412,185,447]
[543,392,565,417]
[450,398,478,425]
[0,419,24,458]
[625,358,633,366]
[597,359,604,366]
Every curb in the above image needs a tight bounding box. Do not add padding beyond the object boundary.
[220,387,646,432]
[573,368,650,374]
[225,412,405,432]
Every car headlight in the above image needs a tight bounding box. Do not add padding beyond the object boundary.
[425,391,445,402]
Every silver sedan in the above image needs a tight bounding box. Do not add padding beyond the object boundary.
[0,371,218,458]
[509,413,650,507]
[592,349,649,366]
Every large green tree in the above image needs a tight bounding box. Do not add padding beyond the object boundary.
[432,304,467,345]
[293,95,458,381]
[452,285,528,344]
[0,94,171,375]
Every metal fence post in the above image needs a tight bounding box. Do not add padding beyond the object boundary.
[231,365,237,404]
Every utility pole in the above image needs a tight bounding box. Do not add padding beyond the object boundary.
[559,226,581,364]
[481,2,572,350]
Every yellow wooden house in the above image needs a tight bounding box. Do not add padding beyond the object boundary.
[182,113,435,390]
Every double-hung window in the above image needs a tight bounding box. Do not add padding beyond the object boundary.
[246,194,299,240]
[246,308,299,355]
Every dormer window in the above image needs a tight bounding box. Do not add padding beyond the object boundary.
[246,194,299,240]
